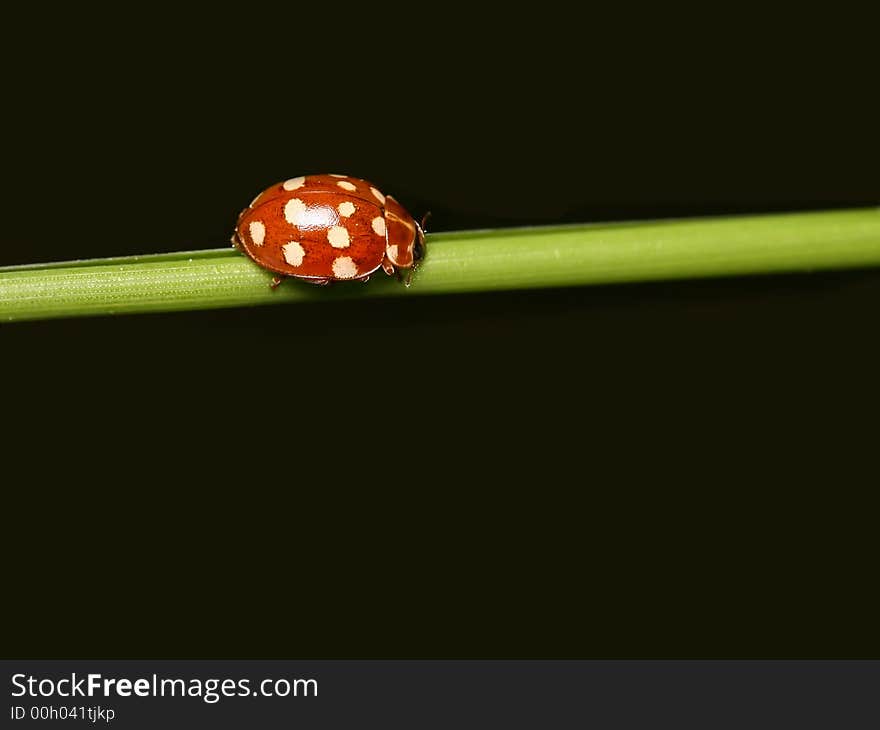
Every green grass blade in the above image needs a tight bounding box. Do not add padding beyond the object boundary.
[2,208,879,322]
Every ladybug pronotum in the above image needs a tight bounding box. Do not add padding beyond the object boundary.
[232,174,427,288]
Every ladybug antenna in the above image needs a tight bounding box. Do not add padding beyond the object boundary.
[414,211,430,264]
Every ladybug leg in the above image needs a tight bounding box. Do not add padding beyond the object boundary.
[381,256,395,277]
[269,276,284,290]
[303,277,332,286]
[353,274,371,283]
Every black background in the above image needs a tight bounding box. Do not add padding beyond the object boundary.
[2,8,877,659]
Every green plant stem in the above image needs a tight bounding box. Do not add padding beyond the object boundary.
[2,208,879,322]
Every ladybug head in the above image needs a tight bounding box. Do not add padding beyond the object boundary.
[384,197,428,275]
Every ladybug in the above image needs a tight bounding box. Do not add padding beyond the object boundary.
[232,174,427,288]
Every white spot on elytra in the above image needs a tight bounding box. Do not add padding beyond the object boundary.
[282,241,305,266]
[327,226,351,248]
[249,220,266,246]
[371,216,386,236]
[370,187,385,204]
[337,201,356,218]
[332,256,358,279]
[284,198,307,226]
[337,180,357,191]
[303,205,337,229]
[329,174,347,178]
[283,176,306,191]
[388,244,399,261]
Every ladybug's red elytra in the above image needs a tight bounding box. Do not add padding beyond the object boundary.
[232,174,427,288]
